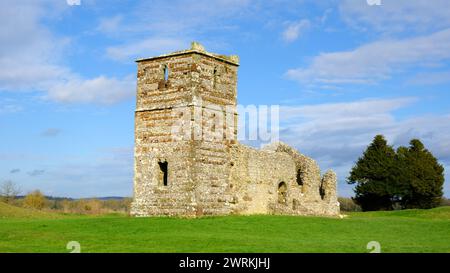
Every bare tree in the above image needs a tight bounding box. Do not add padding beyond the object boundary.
[0,180,21,203]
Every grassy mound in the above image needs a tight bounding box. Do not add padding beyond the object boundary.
[0,202,62,219]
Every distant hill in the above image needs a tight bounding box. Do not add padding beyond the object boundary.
[95,197,130,201]
[15,196,130,201]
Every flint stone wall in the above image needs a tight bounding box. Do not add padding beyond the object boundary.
[131,43,340,217]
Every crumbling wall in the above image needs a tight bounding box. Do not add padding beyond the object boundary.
[229,143,297,214]
[131,43,340,217]
[229,142,340,216]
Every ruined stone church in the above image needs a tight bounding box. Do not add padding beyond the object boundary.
[131,42,340,217]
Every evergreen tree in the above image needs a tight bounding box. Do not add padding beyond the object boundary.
[347,135,399,211]
[397,139,444,209]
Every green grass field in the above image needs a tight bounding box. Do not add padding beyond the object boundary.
[1,202,449,253]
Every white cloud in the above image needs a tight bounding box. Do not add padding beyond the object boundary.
[282,19,310,42]
[286,28,450,86]
[96,15,123,34]
[96,0,254,37]
[280,98,417,158]
[107,37,187,62]
[131,0,253,34]
[0,1,68,91]
[0,1,134,105]
[2,146,134,198]
[47,75,135,104]
[339,0,450,34]
[407,71,450,85]
[278,97,450,196]
[100,0,255,61]
[320,8,332,24]
[38,147,134,198]
[0,99,23,114]
[281,97,416,120]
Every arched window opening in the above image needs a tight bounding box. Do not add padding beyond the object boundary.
[319,185,325,200]
[158,161,168,186]
[296,169,303,186]
[278,182,287,205]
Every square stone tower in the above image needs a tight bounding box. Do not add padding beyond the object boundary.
[131,42,240,216]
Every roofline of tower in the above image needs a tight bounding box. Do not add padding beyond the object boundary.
[135,42,239,66]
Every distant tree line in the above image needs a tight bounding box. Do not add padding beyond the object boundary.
[348,135,445,211]
[0,181,132,215]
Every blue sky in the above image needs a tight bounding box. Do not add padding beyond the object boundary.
[0,0,449,198]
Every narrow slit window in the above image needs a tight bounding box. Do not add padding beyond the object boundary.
[211,113,216,132]
[213,67,218,88]
[296,169,303,186]
[158,161,168,186]
[164,65,169,82]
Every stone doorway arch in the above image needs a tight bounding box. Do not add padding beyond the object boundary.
[277,182,287,204]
